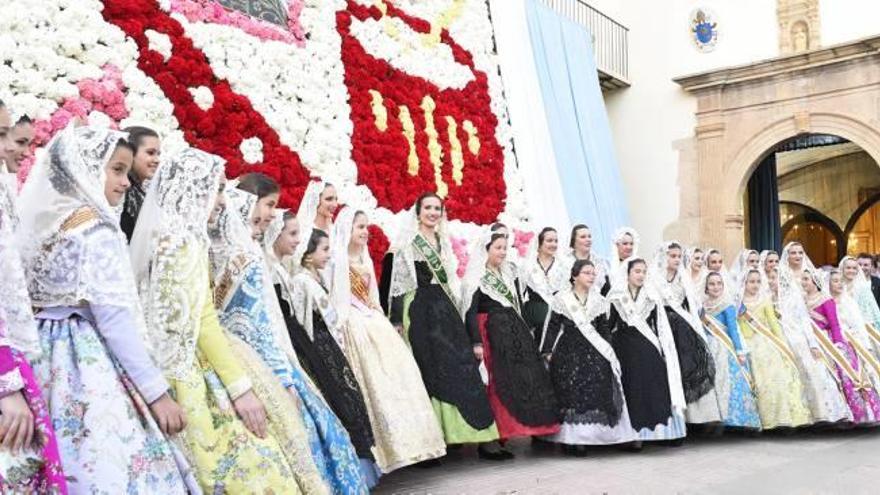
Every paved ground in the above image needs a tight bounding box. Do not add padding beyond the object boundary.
[373,428,880,494]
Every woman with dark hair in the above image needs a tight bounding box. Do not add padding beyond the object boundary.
[462,229,560,441]
[737,269,812,429]
[382,194,505,459]
[237,172,281,234]
[1,115,33,177]
[120,125,160,240]
[540,259,635,455]
[700,272,762,430]
[20,125,194,492]
[607,257,687,443]
[328,207,445,472]
[802,268,880,425]
[650,242,721,429]
[288,229,381,487]
[561,224,610,295]
[0,101,67,492]
[522,227,568,346]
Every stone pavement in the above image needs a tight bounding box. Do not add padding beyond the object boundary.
[374,428,880,494]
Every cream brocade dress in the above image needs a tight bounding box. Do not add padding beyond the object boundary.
[342,261,446,472]
[738,299,812,428]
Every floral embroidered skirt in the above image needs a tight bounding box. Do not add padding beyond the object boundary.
[34,312,196,494]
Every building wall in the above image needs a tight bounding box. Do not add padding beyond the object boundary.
[586,0,880,251]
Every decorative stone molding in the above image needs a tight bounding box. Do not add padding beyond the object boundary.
[671,35,880,256]
[794,111,811,133]
[778,0,820,54]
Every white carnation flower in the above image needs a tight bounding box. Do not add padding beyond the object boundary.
[240,137,264,164]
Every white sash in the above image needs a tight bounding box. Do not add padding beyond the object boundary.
[556,291,620,376]
[612,297,663,355]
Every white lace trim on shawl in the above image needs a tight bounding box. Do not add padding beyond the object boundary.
[608,257,685,411]
[547,290,618,374]
[0,181,39,357]
[291,272,342,346]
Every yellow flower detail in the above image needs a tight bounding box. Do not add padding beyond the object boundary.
[369,90,388,132]
[446,116,464,186]
[420,96,447,197]
[422,0,466,47]
[463,120,480,155]
[399,105,419,176]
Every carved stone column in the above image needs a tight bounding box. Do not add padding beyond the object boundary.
[695,118,726,248]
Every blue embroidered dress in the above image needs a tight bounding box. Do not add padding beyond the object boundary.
[701,304,762,429]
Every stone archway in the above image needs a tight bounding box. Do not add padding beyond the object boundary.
[672,35,880,256]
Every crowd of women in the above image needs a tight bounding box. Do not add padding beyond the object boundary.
[3,100,880,493]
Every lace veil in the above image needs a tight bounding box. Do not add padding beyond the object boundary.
[130,148,225,379]
[212,190,301,365]
[387,200,461,309]
[292,180,330,271]
[329,207,382,327]
[0,181,39,357]
[649,241,702,327]
[608,226,640,274]
[522,230,569,303]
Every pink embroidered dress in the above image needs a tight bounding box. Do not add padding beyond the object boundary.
[808,296,880,424]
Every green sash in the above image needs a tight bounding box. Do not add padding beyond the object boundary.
[412,234,457,306]
[482,270,521,315]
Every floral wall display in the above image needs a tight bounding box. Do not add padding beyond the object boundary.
[0,0,529,273]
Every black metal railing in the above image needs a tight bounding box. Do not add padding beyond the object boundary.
[541,0,629,85]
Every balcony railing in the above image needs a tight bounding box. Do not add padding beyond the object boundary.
[541,0,630,90]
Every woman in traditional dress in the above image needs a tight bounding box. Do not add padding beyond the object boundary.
[802,268,880,425]
[760,250,780,275]
[540,259,635,454]
[462,229,560,441]
[607,257,687,443]
[130,147,308,493]
[236,172,280,235]
[699,271,762,430]
[381,194,505,459]
[736,269,812,429]
[828,268,880,377]
[684,247,706,288]
[263,209,374,494]
[839,256,880,352]
[119,126,161,241]
[210,190,367,494]
[608,227,639,277]
[288,229,381,485]
[731,250,761,274]
[328,206,446,472]
[1,110,34,192]
[16,125,197,493]
[289,180,338,275]
[649,242,721,429]
[560,225,611,299]
[522,228,569,347]
[778,242,852,424]
[0,101,66,493]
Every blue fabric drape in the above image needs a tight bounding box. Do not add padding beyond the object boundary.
[524,0,630,258]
